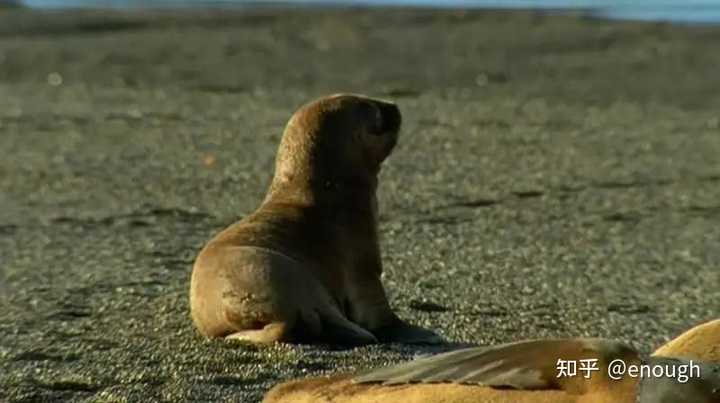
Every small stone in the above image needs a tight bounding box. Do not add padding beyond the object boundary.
[203,155,217,167]
[47,72,63,86]
[127,109,143,119]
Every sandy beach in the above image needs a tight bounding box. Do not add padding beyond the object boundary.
[0,6,719,402]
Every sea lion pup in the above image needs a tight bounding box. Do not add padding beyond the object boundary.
[190,94,442,345]
[262,319,720,403]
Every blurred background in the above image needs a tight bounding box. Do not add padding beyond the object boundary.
[4,0,720,23]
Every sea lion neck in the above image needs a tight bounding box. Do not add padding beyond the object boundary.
[264,104,383,211]
[265,172,379,213]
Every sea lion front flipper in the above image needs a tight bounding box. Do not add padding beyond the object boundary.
[373,321,445,345]
[320,317,379,346]
[310,305,378,346]
[354,338,640,391]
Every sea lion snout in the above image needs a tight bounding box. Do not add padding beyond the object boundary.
[323,93,401,136]
[351,97,401,166]
[374,101,402,135]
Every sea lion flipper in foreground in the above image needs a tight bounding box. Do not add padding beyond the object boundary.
[190,94,442,345]
[263,338,641,403]
[353,338,640,388]
[263,319,720,403]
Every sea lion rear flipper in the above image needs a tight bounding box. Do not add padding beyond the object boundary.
[225,322,290,344]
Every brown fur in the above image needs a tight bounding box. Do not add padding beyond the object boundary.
[190,94,441,345]
[263,320,720,403]
[262,374,636,403]
[652,319,720,362]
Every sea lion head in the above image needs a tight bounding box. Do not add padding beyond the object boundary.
[270,94,402,196]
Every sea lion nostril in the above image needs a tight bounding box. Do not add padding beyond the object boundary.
[379,103,401,133]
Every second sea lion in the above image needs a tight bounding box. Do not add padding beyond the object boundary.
[263,319,720,403]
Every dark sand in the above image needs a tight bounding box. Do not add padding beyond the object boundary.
[1,7,719,402]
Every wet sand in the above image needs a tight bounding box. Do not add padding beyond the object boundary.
[0,7,719,402]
